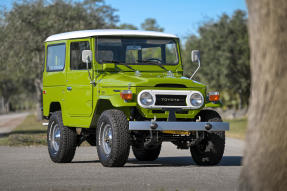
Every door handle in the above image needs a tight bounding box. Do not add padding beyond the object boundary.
[67,86,72,91]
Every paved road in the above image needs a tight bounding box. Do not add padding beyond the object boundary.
[0,138,244,191]
[0,112,30,135]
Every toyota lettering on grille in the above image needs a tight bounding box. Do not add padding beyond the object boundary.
[160,98,181,102]
[155,95,187,106]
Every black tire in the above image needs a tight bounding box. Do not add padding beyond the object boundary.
[190,110,225,166]
[132,144,161,161]
[96,109,130,167]
[47,111,77,163]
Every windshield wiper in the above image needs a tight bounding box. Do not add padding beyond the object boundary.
[99,60,135,71]
[139,59,168,71]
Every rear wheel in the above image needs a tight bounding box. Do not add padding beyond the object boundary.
[47,111,77,163]
[96,109,130,167]
[132,144,161,161]
[190,110,225,165]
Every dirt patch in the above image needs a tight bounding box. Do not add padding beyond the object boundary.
[0,113,29,135]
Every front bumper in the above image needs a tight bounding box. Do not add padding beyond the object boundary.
[129,121,229,131]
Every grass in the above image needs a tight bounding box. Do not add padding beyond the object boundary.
[0,114,247,146]
[225,118,247,140]
[0,114,47,146]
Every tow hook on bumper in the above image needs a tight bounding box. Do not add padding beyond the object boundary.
[150,120,158,130]
[129,121,229,131]
[205,123,212,130]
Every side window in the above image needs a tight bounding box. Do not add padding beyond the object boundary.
[70,41,91,70]
[47,44,66,71]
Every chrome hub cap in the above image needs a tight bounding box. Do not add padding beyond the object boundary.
[102,124,112,155]
[49,122,61,154]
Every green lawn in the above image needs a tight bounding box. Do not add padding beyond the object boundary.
[225,118,247,140]
[0,114,247,146]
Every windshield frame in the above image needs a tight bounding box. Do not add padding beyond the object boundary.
[95,36,179,66]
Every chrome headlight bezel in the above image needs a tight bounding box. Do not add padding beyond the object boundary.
[138,91,154,106]
[189,92,204,108]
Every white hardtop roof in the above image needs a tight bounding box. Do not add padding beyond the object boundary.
[45,29,178,42]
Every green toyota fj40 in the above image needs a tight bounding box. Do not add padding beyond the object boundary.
[42,29,229,167]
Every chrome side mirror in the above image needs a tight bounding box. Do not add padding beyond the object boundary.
[191,50,200,62]
[82,50,93,67]
[190,50,201,79]
[81,50,95,86]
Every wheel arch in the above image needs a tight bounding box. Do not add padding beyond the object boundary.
[195,109,222,121]
[89,99,131,128]
[48,102,62,118]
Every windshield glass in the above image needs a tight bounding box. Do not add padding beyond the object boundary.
[96,37,178,65]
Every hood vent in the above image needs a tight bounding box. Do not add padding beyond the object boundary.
[155,84,186,88]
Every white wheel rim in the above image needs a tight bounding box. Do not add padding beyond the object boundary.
[49,121,61,154]
[102,124,112,155]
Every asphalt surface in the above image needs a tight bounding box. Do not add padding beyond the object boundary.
[0,137,244,191]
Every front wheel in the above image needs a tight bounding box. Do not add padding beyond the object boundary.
[132,144,161,161]
[190,110,225,165]
[96,109,130,167]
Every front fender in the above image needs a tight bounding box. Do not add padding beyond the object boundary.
[98,95,137,107]
[204,101,222,108]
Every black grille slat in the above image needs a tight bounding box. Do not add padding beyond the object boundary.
[155,95,187,106]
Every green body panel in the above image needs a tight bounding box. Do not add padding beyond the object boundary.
[65,38,94,117]
[205,101,223,108]
[43,40,66,117]
[42,36,221,128]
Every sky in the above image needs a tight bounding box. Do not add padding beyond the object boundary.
[0,0,247,39]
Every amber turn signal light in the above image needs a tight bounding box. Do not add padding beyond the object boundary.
[208,91,220,101]
[120,90,133,100]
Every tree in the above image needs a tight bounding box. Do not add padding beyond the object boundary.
[183,10,250,108]
[239,0,287,190]
[119,23,138,30]
[0,0,118,116]
[141,18,164,32]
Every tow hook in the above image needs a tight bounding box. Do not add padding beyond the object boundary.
[150,116,158,130]
[205,123,212,130]
[150,119,158,130]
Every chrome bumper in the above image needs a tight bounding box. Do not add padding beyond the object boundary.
[129,121,229,131]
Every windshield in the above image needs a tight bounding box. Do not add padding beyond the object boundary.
[96,37,179,65]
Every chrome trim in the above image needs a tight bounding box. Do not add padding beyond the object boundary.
[49,122,61,154]
[129,121,229,131]
[137,90,204,109]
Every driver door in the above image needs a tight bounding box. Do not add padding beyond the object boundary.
[65,38,93,117]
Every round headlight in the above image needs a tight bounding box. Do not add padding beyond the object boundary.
[190,93,203,107]
[140,92,154,106]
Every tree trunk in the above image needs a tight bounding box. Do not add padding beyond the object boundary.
[240,0,287,190]
[34,78,42,121]
[4,99,10,113]
[0,96,4,114]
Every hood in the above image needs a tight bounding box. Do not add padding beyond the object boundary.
[99,71,206,88]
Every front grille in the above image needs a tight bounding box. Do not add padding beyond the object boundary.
[155,95,187,106]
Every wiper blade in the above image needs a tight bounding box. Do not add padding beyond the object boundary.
[99,59,121,64]
[138,60,168,71]
[100,60,135,71]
